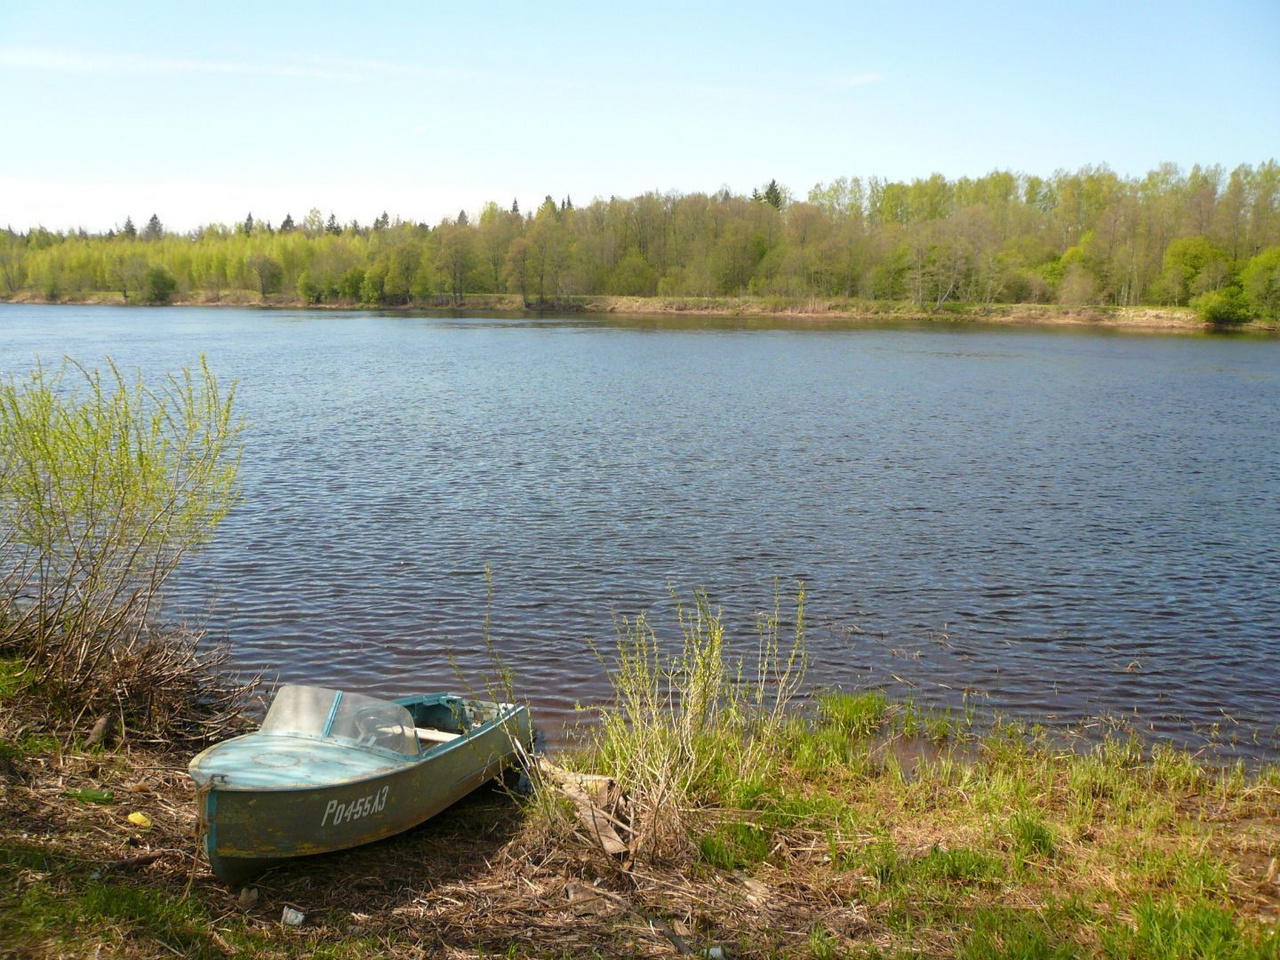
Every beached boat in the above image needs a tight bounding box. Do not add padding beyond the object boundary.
[188,685,532,883]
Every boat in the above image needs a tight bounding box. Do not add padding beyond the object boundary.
[188,684,533,883]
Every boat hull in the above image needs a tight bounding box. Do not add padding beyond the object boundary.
[192,698,530,883]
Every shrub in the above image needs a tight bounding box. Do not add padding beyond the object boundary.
[1190,287,1253,325]
[142,265,177,303]
[1240,246,1280,321]
[0,358,249,739]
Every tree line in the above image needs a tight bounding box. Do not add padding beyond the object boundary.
[2,163,1279,322]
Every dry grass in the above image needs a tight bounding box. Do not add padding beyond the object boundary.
[3,721,1277,959]
[2,635,1278,959]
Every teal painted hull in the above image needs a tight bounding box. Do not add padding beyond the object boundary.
[189,692,531,884]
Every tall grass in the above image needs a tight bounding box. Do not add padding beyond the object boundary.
[585,586,806,862]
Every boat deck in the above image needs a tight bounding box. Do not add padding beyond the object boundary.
[190,734,413,790]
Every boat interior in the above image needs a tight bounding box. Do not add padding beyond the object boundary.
[402,698,473,746]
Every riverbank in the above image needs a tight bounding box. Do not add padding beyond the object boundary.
[3,672,1277,958]
[6,292,1278,333]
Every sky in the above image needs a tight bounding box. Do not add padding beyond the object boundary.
[2,0,1278,234]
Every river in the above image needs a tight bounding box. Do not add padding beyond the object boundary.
[2,304,1277,758]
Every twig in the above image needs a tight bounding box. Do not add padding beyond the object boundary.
[107,850,168,870]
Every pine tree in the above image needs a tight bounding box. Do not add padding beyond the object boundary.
[143,213,163,241]
[280,213,295,232]
[121,216,137,239]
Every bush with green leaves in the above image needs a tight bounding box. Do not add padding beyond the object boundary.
[0,358,248,738]
[142,265,177,303]
[1190,286,1253,325]
[1240,245,1280,321]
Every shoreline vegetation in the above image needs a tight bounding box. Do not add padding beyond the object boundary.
[3,612,1279,958]
[4,163,1280,331]
[6,292,1278,334]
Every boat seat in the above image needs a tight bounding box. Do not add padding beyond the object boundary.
[374,724,463,745]
[415,727,462,744]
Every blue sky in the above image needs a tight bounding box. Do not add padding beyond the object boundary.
[2,0,1278,232]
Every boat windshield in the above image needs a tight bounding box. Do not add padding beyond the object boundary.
[259,685,418,756]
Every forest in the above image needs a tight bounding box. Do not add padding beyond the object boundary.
[2,162,1279,323]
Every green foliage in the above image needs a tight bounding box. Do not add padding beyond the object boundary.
[956,910,1076,960]
[1160,235,1228,305]
[249,253,283,295]
[142,264,177,303]
[584,586,806,861]
[0,358,246,733]
[698,821,772,870]
[1,841,243,958]
[3,162,1278,310]
[1190,286,1253,325]
[1104,897,1280,960]
[1240,246,1280,320]
[818,691,890,739]
[910,846,1004,886]
[1006,812,1055,864]
[298,270,321,304]
[0,657,28,699]
[807,925,844,960]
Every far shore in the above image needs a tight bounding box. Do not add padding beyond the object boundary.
[6,292,1278,333]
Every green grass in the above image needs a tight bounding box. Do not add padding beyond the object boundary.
[954,907,1080,960]
[1006,812,1056,864]
[6,589,1279,957]
[0,838,403,959]
[564,590,1280,956]
[0,656,30,699]
[1,841,234,958]
[698,821,773,870]
[1105,897,1280,960]
[817,691,890,739]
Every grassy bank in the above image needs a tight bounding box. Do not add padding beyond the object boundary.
[7,291,1278,333]
[3,645,1278,958]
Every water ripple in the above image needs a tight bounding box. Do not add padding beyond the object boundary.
[1,306,1278,757]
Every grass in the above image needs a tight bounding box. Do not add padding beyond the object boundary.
[3,602,1280,958]
[557,591,1280,956]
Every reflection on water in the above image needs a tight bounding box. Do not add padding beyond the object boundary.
[1,305,1277,759]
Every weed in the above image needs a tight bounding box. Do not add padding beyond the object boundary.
[0,656,29,699]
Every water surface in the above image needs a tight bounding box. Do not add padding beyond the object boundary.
[2,305,1276,757]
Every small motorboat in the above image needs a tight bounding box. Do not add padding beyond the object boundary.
[188,685,532,883]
